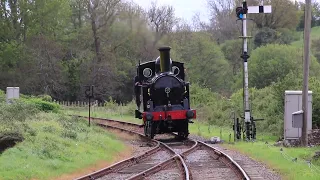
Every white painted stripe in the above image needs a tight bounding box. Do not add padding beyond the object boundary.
[263,5,272,13]
[247,6,260,13]
[248,5,272,13]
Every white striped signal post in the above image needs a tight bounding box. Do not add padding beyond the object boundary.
[236,1,271,141]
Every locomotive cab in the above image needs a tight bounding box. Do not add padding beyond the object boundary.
[134,46,196,139]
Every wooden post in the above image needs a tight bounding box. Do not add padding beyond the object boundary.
[302,0,312,147]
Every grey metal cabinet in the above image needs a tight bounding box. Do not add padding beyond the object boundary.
[284,91,312,140]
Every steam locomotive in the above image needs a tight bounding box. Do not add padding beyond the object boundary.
[134,46,196,139]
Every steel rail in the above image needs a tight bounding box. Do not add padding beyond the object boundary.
[74,123,160,180]
[199,141,250,180]
[72,115,144,127]
[73,115,250,180]
[128,141,191,180]
[74,116,188,180]
[128,154,189,180]
[180,140,250,180]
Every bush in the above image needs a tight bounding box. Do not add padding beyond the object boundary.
[61,129,77,139]
[228,72,320,135]
[172,32,233,94]
[0,101,39,123]
[121,100,136,115]
[254,28,299,47]
[0,101,39,145]
[248,44,320,89]
[254,28,278,47]
[230,86,283,135]
[0,90,5,102]
[272,72,320,128]
[37,94,53,102]
[190,83,233,126]
[103,97,118,111]
[23,98,60,113]
[221,39,243,75]
[277,28,300,44]
[312,38,320,62]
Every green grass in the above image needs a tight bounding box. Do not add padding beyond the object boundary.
[66,108,235,141]
[189,121,320,180]
[224,142,320,180]
[189,121,234,141]
[291,27,320,48]
[189,121,279,142]
[65,107,276,142]
[66,107,320,179]
[188,121,320,180]
[0,112,127,180]
[64,106,142,124]
[64,108,235,138]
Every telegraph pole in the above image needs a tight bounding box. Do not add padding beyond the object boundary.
[302,0,312,146]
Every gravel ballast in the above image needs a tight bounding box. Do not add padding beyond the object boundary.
[189,134,282,180]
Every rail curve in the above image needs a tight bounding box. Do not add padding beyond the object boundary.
[72,116,249,180]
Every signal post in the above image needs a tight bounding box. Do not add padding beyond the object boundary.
[235,1,271,141]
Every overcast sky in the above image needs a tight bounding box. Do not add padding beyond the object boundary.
[130,0,319,24]
[130,0,210,24]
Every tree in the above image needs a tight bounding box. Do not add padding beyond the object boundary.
[221,39,243,75]
[190,12,208,31]
[205,0,261,43]
[27,0,71,38]
[70,0,87,29]
[171,32,233,95]
[147,1,177,49]
[251,0,299,30]
[253,28,299,47]
[87,0,121,62]
[206,0,239,43]
[296,1,320,31]
[312,38,320,62]
[272,72,320,128]
[248,44,320,89]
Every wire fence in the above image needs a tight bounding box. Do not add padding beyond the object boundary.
[263,141,320,174]
[53,100,101,107]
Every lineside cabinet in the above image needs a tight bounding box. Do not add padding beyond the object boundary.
[6,87,20,104]
[284,91,312,140]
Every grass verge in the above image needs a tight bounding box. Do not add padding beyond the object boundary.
[0,112,128,180]
[64,106,142,124]
[224,142,320,180]
[291,27,320,48]
[189,121,320,180]
[68,108,320,180]
[186,121,320,180]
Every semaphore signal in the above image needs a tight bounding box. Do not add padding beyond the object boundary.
[234,1,272,141]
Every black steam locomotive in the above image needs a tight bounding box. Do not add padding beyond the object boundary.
[134,47,196,139]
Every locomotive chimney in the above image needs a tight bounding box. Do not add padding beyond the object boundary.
[158,46,172,73]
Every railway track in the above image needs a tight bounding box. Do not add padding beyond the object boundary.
[74,116,250,180]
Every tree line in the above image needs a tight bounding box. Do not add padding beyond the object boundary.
[1,0,320,105]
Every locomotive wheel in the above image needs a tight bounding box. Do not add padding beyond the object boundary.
[145,121,155,139]
[178,120,189,140]
[144,122,148,137]
[178,131,188,140]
